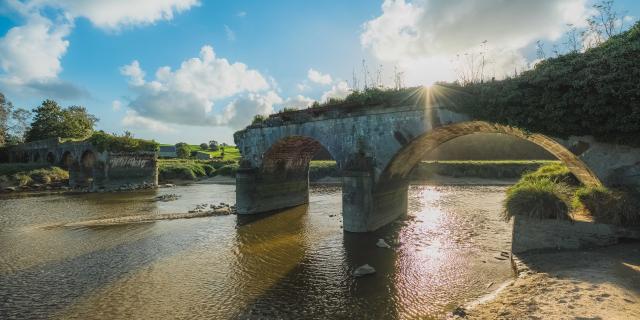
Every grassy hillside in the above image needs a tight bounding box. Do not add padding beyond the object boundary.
[159,144,241,161]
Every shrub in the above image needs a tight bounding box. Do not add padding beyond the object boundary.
[215,163,238,177]
[89,131,159,152]
[573,186,640,226]
[503,178,571,221]
[0,165,69,187]
[252,114,266,125]
[309,161,339,181]
[522,163,580,186]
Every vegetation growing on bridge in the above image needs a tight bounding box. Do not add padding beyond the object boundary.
[445,21,640,146]
[88,131,159,153]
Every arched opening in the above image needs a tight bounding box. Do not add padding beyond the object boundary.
[46,152,55,164]
[61,151,75,169]
[78,150,96,187]
[236,135,338,214]
[377,121,601,190]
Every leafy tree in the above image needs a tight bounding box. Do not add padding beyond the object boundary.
[0,93,12,145]
[209,140,219,151]
[25,100,98,142]
[175,142,190,159]
[199,143,208,150]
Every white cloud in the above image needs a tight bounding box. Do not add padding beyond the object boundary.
[0,13,88,98]
[236,11,247,18]
[0,14,70,84]
[281,95,314,110]
[321,81,350,102]
[120,60,145,86]
[361,0,589,84]
[307,68,332,85]
[224,25,235,41]
[122,110,175,133]
[121,45,270,126]
[219,91,282,129]
[296,82,310,91]
[112,100,122,111]
[29,0,200,30]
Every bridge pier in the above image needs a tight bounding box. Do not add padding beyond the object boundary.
[236,167,310,214]
[342,170,408,232]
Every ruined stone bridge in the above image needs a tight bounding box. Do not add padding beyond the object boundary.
[234,96,640,233]
[1,138,158,191]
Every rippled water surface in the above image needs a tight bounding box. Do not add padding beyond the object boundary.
[0,183,513,319]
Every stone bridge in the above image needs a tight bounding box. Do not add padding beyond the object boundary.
[1,138,158,191]
[234,93,640,233]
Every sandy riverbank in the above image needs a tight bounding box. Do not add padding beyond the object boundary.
[457,242,640,319]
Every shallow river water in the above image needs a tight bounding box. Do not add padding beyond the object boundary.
[0,182,513,319]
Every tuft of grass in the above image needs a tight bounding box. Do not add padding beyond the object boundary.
[521,163,580,186]
[0,165,69,187]
[573,186,640,226]
[502,178,571,221]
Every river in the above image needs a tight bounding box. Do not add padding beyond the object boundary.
[0,182,514,319]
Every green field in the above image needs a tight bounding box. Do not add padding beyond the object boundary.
[160,144,241,161]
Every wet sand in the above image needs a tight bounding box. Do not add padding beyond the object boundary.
[460,243,640,319]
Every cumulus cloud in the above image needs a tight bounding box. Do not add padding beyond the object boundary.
[0,13,88,98]
[321,81,350,102]
[27,0,200,30]
[219,91,282,129]
[112,100,122,111]
[307,68,333,85]
[281,95,315,110]
[122,110,175,133]
[121,45,270,127]
[361,0,589,84]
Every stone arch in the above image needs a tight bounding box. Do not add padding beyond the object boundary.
[46,152,55,164]
[260,136,338,178]
[76,150,97,188]
[377,121,602,190]
[236,135,338,214]
[61,151,75,168]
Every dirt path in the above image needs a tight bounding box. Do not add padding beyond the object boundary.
[460,243,640,319]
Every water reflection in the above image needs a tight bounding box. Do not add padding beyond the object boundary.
[0,183,513,319]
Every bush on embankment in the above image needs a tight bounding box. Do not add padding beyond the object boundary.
[88,131,159,153]
[309,161,340,181]
[502,177,572,221]
[573,186,640,226]
[411,160,557,180]
[521,162,580,186]
[0,164,69,188]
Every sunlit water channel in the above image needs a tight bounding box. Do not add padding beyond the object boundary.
[0,182,513,319]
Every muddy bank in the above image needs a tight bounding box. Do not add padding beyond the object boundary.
[49,208,235,228]
[458,243,640,319]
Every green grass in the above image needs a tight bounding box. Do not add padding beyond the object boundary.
[521,162,580,186]
[503,177,572,221]
[573,186,640,226]
[309,160,339,181]
[412,160,559,179]
[160,144,241,161]
[0,164,69,187]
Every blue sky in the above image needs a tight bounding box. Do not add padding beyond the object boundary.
[1,0,638,144]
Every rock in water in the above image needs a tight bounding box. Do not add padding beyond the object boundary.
[376,238,391,249]
[353,264,376,277]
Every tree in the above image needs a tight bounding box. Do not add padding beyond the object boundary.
[25,99,98,142]
[199,143,208,150]
[209,140,219,151]
[8,108,31,144]
[175,142,190,159]
[0,93,12,145]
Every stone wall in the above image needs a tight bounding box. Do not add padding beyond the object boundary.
[511,215,640,253]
